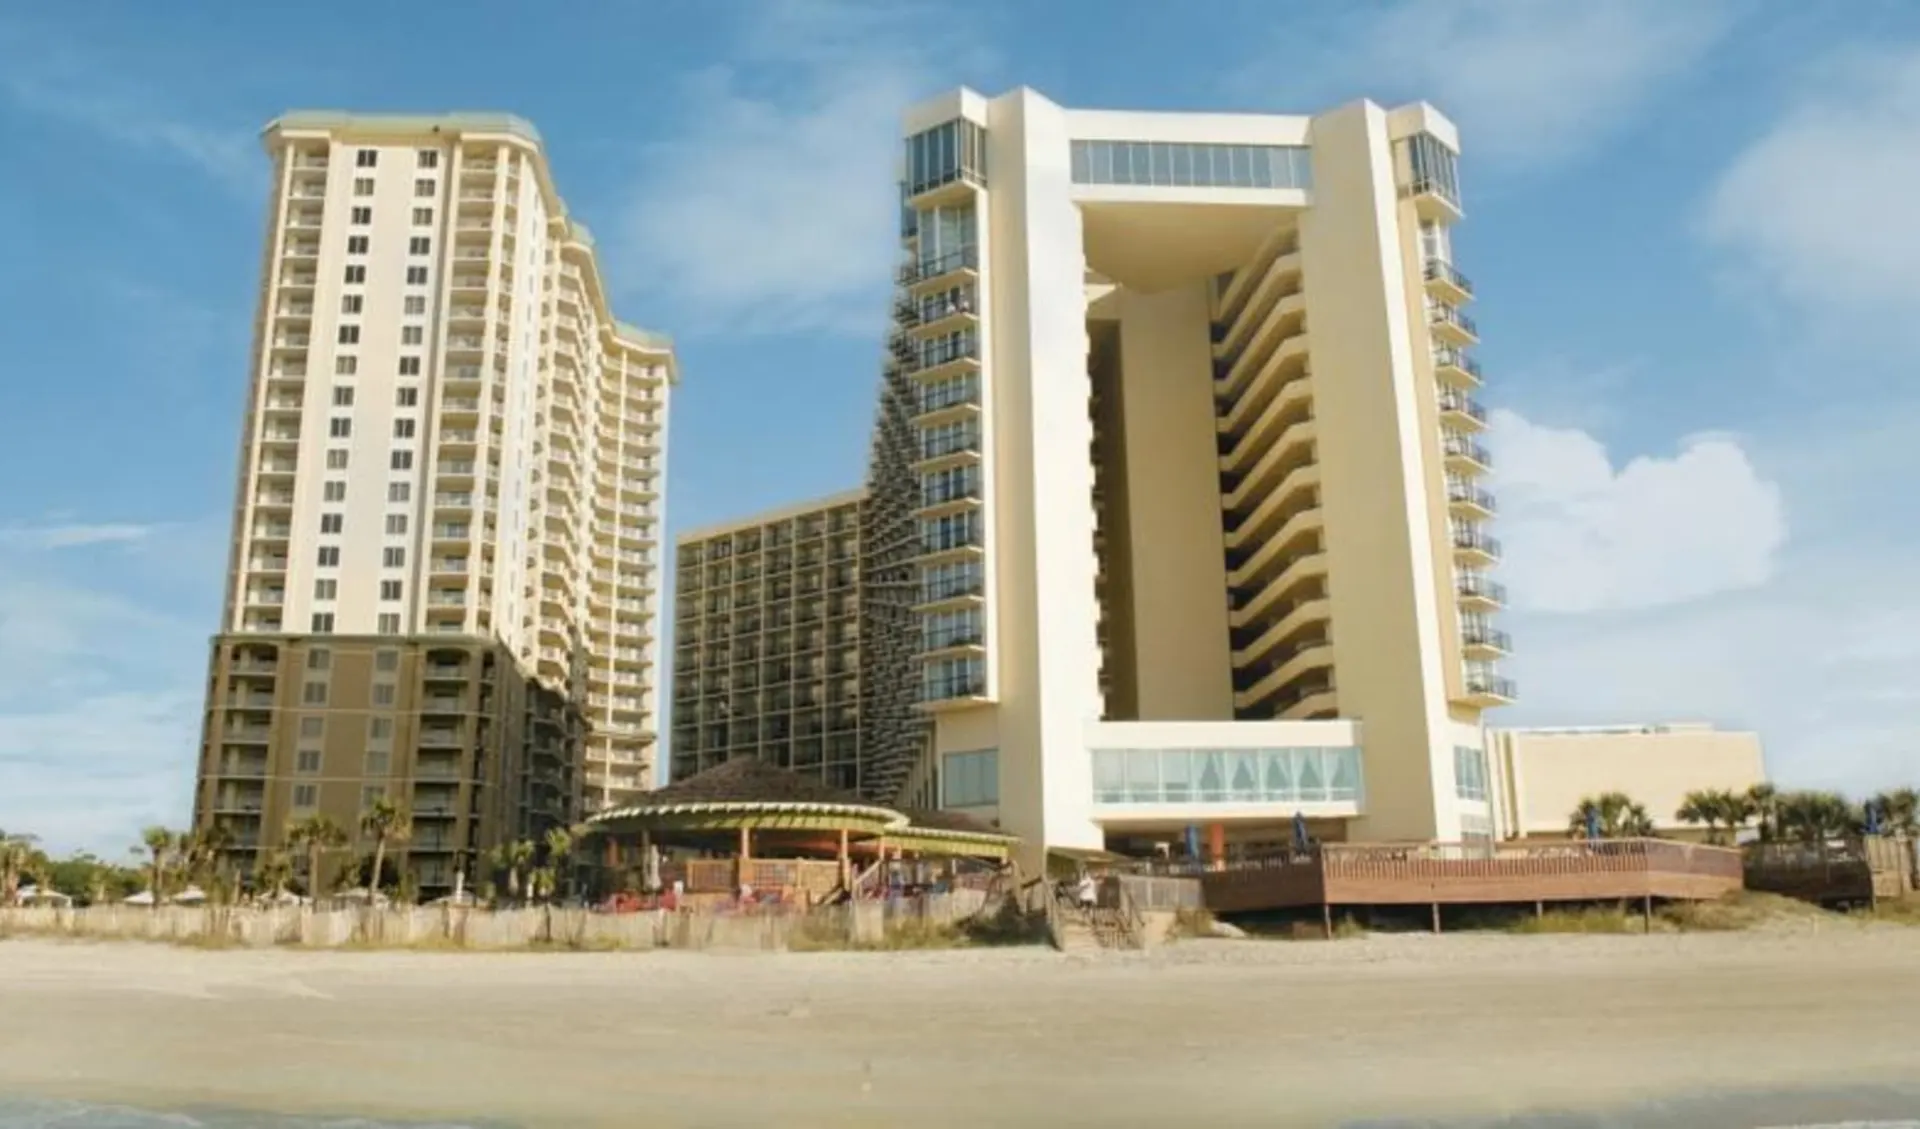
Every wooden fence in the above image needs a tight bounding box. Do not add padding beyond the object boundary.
[0,888,995,952]
[1744,835,1915,907]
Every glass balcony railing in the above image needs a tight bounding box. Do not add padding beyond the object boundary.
[1465,672,1517,700]
[1429,304,1478,339]
[1437,389,1487,422]
[1461,624,1513,652]
[1456,573,1507,605]
[1452,527,1501,558]
[1444,435,1493,467]
[1424,259,1474,296]
[1433,347,1482,380]
[899,246,979,286]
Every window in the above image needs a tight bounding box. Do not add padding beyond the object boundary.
[350,206,372,226]
[365,750,391,776]
[295,750,321,775]
[390,450,413,471]
[406,266,428,285]
[1454,746,1490,803]
[397,356,421,376]
[411,207,433,226]
[379,580,403,601]
[322,481,346,502]
[355,148,378,168]
[395,388,418,407]
[334,355,357,375]
[416,150,438,169]
[309,612,335,634]
[403,295,426,315]
[386,483,410,503]
[340,295,363,317]
[299,716,325,738]
[401,326,424,345]
[336,325,359,345]
[408,237,431,255]
[369,715,394,737]
[1068,139,1313,190]
[383,547,406,568]
[942,749,999,808]
[353,177,374,197]
[292,784,318,809]
[331,387,354,407]
[316,546,340,567]
[361,785,387,810]
[413,178,435,197]
[384,514,408,536]
[376,614,401,636]
[346,235,369,255]
[393,419,415,439]
[326,450,349,470]
[319,514,343,534]
[313,578,337,600]
[307,648,331,671]
[302,681,328,705]
[343,265,366,285]
[328,418,351,438]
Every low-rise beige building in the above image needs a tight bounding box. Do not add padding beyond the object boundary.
[1488,724,1768,839]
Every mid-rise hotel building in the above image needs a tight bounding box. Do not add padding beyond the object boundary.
[192,114,674,894]
[859,87,1511,862]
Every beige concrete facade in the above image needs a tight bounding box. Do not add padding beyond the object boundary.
[197,113,676,889]
[668,491,866,791]
[853,87,1510,864]
[1489,725,1769,839]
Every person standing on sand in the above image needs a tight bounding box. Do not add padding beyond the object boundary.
[1076,871,1098,910]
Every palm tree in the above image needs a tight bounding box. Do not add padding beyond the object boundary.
[186,823,236,901]
[0,831,38,904]
[139,826,176,904]
[1675,788,1756,845]
[1568,792,1657,839]
[1775,790,1858,845]
[1746,782,1780,842]
[359,799,412,901]
[286,814,347,899]
[506,839,536,902]
[1869,787,1919,837]
[255,848,294,902]
[543,826,575,902]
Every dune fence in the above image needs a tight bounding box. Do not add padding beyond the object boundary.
[0,887,1001,952]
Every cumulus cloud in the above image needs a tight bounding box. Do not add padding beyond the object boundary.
[1701,45,1920,319]
[1489,409,1786,614]
[1236,0,1733,169]
[616,0,993,336]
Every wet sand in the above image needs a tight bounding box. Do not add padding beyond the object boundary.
[2,930,1918,1127]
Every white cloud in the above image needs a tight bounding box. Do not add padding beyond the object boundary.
[1240,0,1732,169]
[0,522,158,550]
[1489,409,1787,614]
[616,0,993,335]
[1701,45,1920,319]
[0,21,258,192]
[0,521,213,855]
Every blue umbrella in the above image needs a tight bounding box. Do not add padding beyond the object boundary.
[1184,824,1201,860]
[1866,800,1883,836]
[1585,808,1601,841]
[1293,811,1310,852]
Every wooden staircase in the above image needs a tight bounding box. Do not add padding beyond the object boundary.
[1045,882,1144,953]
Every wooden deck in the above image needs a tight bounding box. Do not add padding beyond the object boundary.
[1743,836,1915,907]
[1185,839,1744,914]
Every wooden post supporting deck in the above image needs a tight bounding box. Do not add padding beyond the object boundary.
[1430,903,1441,933]
[1642,894,1653,933]
[1322,903,1334,940]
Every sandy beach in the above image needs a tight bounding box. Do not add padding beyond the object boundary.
[2,929,1919,1127]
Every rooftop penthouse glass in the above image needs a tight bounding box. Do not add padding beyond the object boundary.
[1092,746,1361,805]
[1070,139,1313,190]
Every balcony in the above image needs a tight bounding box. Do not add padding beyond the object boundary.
[248,557,289,573]
[420,695,466,713]
[254,491,294,507]
[283,241,320,260]
[271,334,310,351]
[1443,483,1489,522]
[1456,573,1507,610]
[423,663,468,680]
[899,246,979,290]
[1442,435,1493,474]
[1463,671,1517,705]
[1461,623,1513,657]
[1433,347,1482,389]
[1423,260,1473,304]
[918,677,988,709]
[419,728,464,748]
[1452,527,1502,566]
[429,558,470,574]
[1429,304,1479,346]
[279,272,317,289]
[1437,388,1488,430]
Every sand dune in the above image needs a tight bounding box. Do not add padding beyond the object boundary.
[2,930,1918,1127]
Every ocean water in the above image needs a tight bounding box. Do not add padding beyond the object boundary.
[0,1100,510,1129]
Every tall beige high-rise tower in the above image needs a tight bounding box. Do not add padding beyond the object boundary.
[193,113,674,896]
[863,88,1513,864]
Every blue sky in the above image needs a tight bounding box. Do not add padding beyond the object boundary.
[4,0,1920,855]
